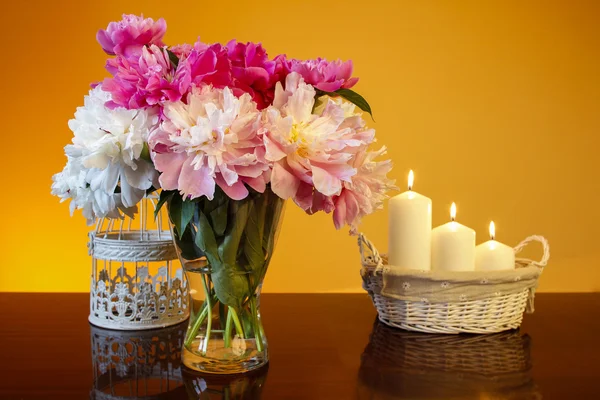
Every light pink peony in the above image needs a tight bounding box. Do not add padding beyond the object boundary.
[261,73,373,206]
[261,72,393,231]
[332,147,396,233]
[288,58,358,92]
[102,44,181,109]
[149,85,269,201]
[97,14,166,57]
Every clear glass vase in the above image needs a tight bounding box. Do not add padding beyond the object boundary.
[169,187,285,374]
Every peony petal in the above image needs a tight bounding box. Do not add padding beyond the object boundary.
[120,177,145,208]
[123,160,155,190]
[272,82,290,109]
[293,182,314,211]
[178,158,215,200]
[337,60,354,80]
[271,162,300,199]
[343,191,360,227]
[263,133,288,162]
[342,77,359,89]
[216,175,249,200]
[333,196,347,230]
[288,80,315,123]
[312,165,343,196]
[155,152,186,190]
[315,81,343,92]
[243,175,267,193]
[96,30,115,55]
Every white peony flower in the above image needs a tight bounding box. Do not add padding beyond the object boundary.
[51,86,155,224]
[51,157,136,225]
[66,86,160,208]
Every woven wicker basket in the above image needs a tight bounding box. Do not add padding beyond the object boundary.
[359,234,549,334]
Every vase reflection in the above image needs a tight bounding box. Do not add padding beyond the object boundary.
[182,366,268,399]
[90,322,269,399]
[90,322,186,399]
[358,320,540,400]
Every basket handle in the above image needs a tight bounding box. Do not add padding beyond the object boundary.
[513,235,550,268]
[358,233,384,273]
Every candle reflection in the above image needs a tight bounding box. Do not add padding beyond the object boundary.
[358,320,538,399]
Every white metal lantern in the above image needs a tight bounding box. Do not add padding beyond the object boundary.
[90,322,185,399]
[88,193,189,330]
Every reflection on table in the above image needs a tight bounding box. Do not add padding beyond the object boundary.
[90,322,186,399]
[182,366,269,399]
[90,322,268,399]
[358,319,540,400]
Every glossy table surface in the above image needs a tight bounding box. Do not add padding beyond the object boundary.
[1,293,599,399]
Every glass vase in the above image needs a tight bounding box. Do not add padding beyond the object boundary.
[170,187,285,374]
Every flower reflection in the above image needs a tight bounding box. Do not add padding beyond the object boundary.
[358,320,539,400]
[90,322,186,399]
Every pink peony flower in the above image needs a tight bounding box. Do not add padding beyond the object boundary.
[148,85,269,201]
[226,40,283,109]
[172,42,234,96]
[97,14,166,57]
[102,44,181,109]
[288,58,358,92]
[261,72,373,205]
[332,146,396,234]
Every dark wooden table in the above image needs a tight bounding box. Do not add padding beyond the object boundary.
[0,293,599,399]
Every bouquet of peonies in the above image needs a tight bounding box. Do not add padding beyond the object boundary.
[51,14,395,371]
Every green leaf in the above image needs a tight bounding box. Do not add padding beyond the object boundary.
[194,211,220,266]
[167,49,179,68]
[218,199,251,265]
[262,192,285,257]
[145,186,158,196]
[168,195,195,238]
[167,195,182,237]
[209,200,229,237]
[211,265,250,308]
[244,196,267,286]
[180,200,195,235]
[244,214,264,273]
[154,190,174,220]
[315,88,374,120]
[334,88,374,120]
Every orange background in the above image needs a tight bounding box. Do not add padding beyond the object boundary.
[1,0,599,292]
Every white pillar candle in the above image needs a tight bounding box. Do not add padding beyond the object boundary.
[475,222,515,271]
[431,203,476,271]
[388,170,432,270]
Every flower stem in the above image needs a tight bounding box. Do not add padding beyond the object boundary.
[250,296,264,352]
[184,304,209,348]
[224,308,233,348]
[201,274,212,355]
[229,307,245,339]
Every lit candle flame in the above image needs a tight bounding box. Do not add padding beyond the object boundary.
[408,170,414,191]
[489,221,495,240]
[450,202,456,222]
